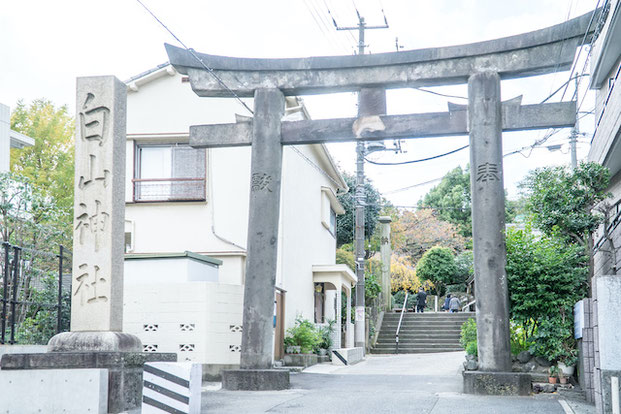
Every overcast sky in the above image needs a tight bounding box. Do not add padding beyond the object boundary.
[0,0,599,206]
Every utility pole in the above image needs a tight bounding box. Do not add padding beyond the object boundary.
[335,13,388,351]
[570,76,579,168]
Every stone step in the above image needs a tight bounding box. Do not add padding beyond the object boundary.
[378,331,461,338]
[381,323,466,329]
[381,326,465,332]
[370,347,464,354]
[376,337,461,343]
[373,343,463,349]
[381,328,462,334]
[384,315,473,320]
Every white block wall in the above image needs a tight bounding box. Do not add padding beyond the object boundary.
[124,281,243,364]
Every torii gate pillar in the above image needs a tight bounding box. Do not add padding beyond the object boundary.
[222,88,290,390]
[464,71,530,394]
[468,72,512,372]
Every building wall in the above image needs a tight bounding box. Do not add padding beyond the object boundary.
[587,4,621,409]
[278,144,339,328]
[124,68,343,335]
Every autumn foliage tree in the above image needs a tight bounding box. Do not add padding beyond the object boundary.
[395,209,466,262]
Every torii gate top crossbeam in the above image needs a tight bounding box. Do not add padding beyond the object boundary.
[166,10,599,97]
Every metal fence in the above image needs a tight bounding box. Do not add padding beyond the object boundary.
[0,243,72,344]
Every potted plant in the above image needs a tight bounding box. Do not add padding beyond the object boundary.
[559,372,568,385]
[558,351,577,378]
[548,366,559,384]
[316,319,335,356]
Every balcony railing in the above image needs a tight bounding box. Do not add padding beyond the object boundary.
[133,178,206,202]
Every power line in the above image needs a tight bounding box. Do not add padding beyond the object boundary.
[365,144,469,165]
[412,87,468,100]
[560,0,604,101]
[384,177,443,194]
[305,0,353,54]
[134,0,254,115]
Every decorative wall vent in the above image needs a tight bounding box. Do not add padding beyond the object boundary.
[179,344,195,352]
[179,323,195,332]
[143,344,158,352]
[229,325,242,333]
[229,345,241,352]
[143,324,159,332]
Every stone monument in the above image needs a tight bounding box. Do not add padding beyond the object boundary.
[0,77,175,413]
[48,76,141,352]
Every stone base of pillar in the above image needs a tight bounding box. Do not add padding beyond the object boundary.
[463,371,531,395]
[47,331,142,352]
[0,351,176,413]
[222,369,289,390]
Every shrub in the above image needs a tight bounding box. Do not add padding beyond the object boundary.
[465,341,478,356]
[460,318,534,358]
[317,319,335,351]
[284,316,320,354]
[460,318,477,355]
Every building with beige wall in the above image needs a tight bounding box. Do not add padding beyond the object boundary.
[121,63,355,369]
[586,1,621,412]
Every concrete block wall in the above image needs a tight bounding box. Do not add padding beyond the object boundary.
[581,299,596,403]
[124,281,243,365]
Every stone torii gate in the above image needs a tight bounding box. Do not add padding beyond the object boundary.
[166,11,596,391]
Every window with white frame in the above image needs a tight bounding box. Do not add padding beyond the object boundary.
[134,143,206,202]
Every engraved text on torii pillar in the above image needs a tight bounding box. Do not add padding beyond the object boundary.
[73,92,111,306]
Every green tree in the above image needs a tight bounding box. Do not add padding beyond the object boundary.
[454,250,473,286]
[0,172,68,342]
[521,162,610,246]
[419,166,471,237]
[336,172,383,248]
[420,166,520,238]
[415,246,458,295]
[10,99,75,240]
[505,224,587,361]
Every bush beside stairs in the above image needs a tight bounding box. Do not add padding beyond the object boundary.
[372,312,474,354]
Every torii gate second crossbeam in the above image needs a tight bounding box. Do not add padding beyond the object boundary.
[166,10,598,392]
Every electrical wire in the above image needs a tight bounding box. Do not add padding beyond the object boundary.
[364,144,469,165]
[134,0,254,115]
[560,0,604,101]
[412,87,468,100]
[305,0,353,54]
[384,177,443,194]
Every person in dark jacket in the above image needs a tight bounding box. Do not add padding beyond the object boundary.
[415,288,427,313]
[442,294,452,311]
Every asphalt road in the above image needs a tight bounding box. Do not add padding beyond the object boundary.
[201,353,581,414]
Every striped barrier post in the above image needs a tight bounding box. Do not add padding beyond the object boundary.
[142,362,202,414]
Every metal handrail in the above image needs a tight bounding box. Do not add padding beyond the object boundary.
[395,292,409,354]
[462,299,475,312]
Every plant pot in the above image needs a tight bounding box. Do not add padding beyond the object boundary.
[558,362,575,377]
[559,376,568,384]
[548,376,557,384]
[318,348,327,356]
[286,346,301,354]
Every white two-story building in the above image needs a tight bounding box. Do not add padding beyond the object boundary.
[121,63,355,375]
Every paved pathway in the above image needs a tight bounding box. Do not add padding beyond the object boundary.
[201,352,595,413]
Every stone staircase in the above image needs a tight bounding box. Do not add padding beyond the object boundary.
[372,312,474,354]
